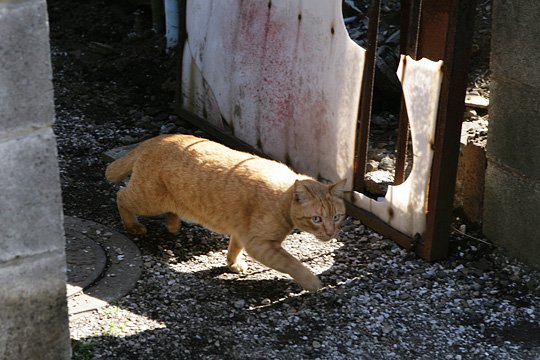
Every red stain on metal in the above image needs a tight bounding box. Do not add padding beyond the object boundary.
[183,1,363,187]
[227,1,325,164]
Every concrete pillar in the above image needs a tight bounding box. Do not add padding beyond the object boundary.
[484,0,540,268]
[0,0,71,359]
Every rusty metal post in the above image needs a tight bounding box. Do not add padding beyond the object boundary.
[415,0,477,260]
[353,0,381,193]
[176,0,187,110]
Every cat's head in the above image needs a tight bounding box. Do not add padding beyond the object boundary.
[290,179,347,242]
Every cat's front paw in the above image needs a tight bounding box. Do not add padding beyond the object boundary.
[228,260,248,274]
[298,275,322,293]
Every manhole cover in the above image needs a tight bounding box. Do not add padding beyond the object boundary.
[64,216,142,316]
[65,230,107,297]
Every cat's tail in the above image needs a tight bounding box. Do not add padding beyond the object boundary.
[105,147,140,183]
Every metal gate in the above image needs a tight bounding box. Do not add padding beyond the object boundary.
[175,0,476,261]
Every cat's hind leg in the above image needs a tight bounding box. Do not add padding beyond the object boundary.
[116,187,147,235]
[166,213,182,235]
[244,239,321,292]
[227,236,248,273]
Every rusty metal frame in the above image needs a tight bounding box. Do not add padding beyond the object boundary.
[416,0,477,260]
[175,0,477,261]
[353,0,380,193]
[348,0,476,260]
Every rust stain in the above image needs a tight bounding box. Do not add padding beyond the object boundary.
[387,206,395,220]
[285,153,292,166]
[187,60,198,112]
[199,1,348,180]
[234,104,242,119]
[228,118,235,135]
[202,105,207,119]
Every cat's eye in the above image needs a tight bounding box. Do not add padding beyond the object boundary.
[311,216,322,224]
[333,214,342,222]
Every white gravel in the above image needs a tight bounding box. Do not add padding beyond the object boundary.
[68,221,540,359]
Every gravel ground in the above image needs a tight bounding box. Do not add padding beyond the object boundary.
[48,0,540,359]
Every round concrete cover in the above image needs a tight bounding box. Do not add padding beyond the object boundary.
[65,230,107,297]
[64,216,142,316]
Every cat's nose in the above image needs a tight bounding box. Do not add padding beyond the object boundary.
[324,224,335,237]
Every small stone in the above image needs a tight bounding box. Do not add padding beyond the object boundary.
[379,156,395,171]
[464,108,477,120]
[136,115,153,126]
[261,298,271,305]
[364,170,394,195]
[366,160,379,172]
[312,341,321,348]
[160,123,177,134]
[382,324,393,334]
[399,293,410,300]
[119,135,136,144]
[234,300,245,309]
[465,94,489,109]
[372,115,389,127]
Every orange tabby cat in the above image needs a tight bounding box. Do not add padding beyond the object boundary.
[105,134,346,292]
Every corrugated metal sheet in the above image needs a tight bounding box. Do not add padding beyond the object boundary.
[181,0,365,187]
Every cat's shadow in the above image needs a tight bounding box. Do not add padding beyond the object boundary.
[129,218,230,262]
[128,218,309,298]
[124,216,355,305]
[196,266,303,299]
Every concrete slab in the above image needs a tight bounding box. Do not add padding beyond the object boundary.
[0,129,64,263]
[0,252,70,360]
[491,0,540,87]
[0,0,55,133]
[483,162,540,269]
[488,79,540,179]
[64,216,142,316]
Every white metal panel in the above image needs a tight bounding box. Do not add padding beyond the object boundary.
[353,56,444,237]
[181,0,365,188]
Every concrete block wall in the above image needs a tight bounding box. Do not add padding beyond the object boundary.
[484,0,540,268]
[0,0,71,359]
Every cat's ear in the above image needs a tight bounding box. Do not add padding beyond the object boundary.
[330,179,347,199]
[293,180,315,204]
